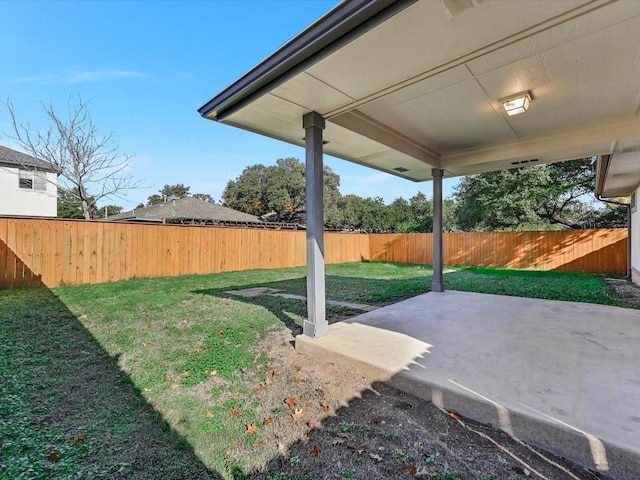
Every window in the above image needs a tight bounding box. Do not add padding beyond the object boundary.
[18,170,47,191]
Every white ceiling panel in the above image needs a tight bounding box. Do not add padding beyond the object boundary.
[466,2,640,76]
[307,0,586,102]
[367,78,516,152]
[357,65,471,117]
[270,72,355,114]
[476,16,640,139]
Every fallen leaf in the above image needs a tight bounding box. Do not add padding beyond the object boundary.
[413,466,430,478]
[448,411,461,421]
[206,410,213,418]
[210,370,217,376]
[291,408,304,422]
[171,384,178,390]
[79,314,87,319]
[301,434,310,443]
[194,348,201,353]
[245,423,258,435]
[264,377,273,387]
[369,452,383,461]
[349,446,365,455]
[310,445,320,458]
[218,328,225,335]
[265,368,277,379]
[294,365,302,372]
[142,342,149,348]
[293,377,301,384]
[252,441,264,448]
[144,388,151,392]
[284,396,297,408]
[254,384,264,393]
[146,323,152,329]
[407,464,417,476]
[306,420,314,428]
[264,417,274,426]
[234,343,241,348]
[231,407,240,417]
[183,319,188,324]
[71,433,87,446]
[164,374,172,382]
[48,452,59,463]
[179,371,189,378]
[321,401,330,412]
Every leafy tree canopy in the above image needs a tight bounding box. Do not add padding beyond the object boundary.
[453,158,625,231]
[223,158,341,223]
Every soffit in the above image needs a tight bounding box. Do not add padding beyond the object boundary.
[599,139,640,197]
[219,0,640,183]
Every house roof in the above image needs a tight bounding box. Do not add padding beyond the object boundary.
[199,0,640,184]
[0,144,58,172]
[108,197,263,224]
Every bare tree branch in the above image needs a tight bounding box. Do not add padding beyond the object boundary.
[6,95,142,219]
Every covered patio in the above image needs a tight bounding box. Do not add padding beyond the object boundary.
[296,290,640,480]
[199,0,640,477]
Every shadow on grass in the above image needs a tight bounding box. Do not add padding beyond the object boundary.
[0,283,222,480]
[193,273,431,336]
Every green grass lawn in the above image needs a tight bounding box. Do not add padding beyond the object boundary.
[0,262,625,479]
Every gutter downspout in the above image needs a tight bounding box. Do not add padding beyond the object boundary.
[596,194,631,279]
[595,154,631,278]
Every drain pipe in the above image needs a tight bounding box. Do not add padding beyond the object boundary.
[596,194,631,278]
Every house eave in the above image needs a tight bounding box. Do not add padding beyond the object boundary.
[197,0,416,122]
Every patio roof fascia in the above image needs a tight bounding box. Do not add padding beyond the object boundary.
[197,0,417,122]
[595,155,611,198]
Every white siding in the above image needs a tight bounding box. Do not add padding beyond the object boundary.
[0,166,57,217]
[632,185,640,285]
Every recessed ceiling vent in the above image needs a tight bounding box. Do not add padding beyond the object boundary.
[393,167,409,172]
[511,159,539,166]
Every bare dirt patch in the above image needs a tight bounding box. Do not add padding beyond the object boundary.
[606,278,640,309]
[241,329,609,480]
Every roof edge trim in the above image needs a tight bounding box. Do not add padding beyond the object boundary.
[197,0,417,121]
[595,154,611,197]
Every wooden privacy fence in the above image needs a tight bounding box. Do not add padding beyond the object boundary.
[0,217,627,289]
[369,229,627,274]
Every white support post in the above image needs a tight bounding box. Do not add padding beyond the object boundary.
[432,168,444,292]
[303,112,328,337]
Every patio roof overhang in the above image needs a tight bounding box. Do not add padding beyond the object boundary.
[199,0,640,183]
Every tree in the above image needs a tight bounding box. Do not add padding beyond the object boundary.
[100,205,123,218]
[192,193,215,203]
[147,184,191,205]
[223,158,341,224]
[453,159,609,231]
[7,96,139,220]
[57,189,93,219]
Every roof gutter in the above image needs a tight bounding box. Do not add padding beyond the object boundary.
[197,0,417,122]
[594,154,611,197]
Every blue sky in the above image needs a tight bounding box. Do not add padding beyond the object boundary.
[0,0,457,209]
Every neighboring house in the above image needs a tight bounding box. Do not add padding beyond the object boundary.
[0,145,57,217]
[596,155,640,285]
[107,197,264,226]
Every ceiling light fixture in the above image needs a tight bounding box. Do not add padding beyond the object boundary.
[500,91,531,116]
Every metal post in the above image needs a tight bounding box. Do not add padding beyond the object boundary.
[303,112,328,337]
[431,168,444,292]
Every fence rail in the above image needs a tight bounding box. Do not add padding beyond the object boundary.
[0,217,627,289]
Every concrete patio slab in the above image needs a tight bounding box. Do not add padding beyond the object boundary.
[296,291,640,480]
